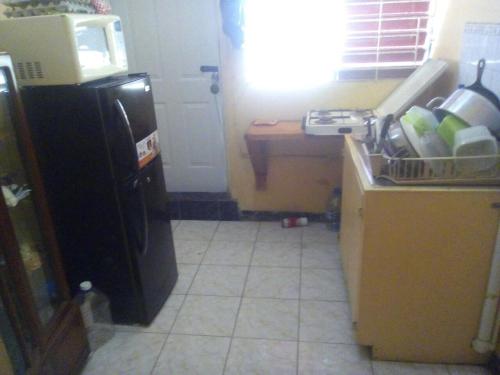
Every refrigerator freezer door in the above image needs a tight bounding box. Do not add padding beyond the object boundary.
[107,77,158,143]
[105,76,160,179]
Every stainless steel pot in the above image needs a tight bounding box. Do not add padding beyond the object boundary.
[385,121,417,157]
[429,89,500,138]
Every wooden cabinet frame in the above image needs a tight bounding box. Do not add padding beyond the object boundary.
[0,53,88,375]
[340,136,500,364]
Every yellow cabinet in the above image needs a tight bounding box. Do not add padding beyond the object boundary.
[340,136,500,364]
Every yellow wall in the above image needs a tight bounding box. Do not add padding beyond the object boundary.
[220,33,401,213]
[221,0,500,213]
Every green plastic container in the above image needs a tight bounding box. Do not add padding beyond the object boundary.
[436,115,469,149]
[405,106,439,137]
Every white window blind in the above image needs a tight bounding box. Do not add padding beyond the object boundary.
[340,0,435,79]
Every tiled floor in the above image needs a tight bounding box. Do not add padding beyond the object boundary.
[83,220,491,375]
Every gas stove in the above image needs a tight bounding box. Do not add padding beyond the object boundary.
[303,109,373,136]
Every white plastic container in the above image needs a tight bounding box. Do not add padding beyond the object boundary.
[453,125,498,172]
[419,132,451,176]
[78,281,115,352]
[420,132,450,157]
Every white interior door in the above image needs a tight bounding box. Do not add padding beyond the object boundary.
[111,0,228,192]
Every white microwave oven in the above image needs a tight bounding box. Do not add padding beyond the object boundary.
[0,14,128,86]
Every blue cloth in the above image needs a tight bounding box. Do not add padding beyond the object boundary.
[220,0,244,49]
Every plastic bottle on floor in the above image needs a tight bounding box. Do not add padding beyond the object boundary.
[282,217,308,228]
[325,187,342,231]
[78,281,115,352]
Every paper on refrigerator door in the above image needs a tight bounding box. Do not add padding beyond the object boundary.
[136,130,160,169]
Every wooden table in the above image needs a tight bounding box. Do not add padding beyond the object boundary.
[244,121,342,190]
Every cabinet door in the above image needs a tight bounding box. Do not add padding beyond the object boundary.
[0,67,63,328]
[339,145,365,322]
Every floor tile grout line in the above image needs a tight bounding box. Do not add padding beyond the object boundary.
[173,222,345,374]
[221,222,260,375]
[114,329,375,348]
[150,219,208,374]
[168,222,349,374]
[150,220,221,373]
[179,261,344,271]
[183,219,221,294]
[91,222,483,374]
[148,218,189,374]
[164,331,373,347]
[297,224,305,375]
[112,327,361,346]
[148,331,170,375]
[149,221,189,374]
[182,293,304,301]
[150,220,220,374]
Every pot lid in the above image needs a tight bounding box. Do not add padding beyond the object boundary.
[374,59,448,118]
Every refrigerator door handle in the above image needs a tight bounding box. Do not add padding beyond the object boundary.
[136,180,149,256]
[115,98,149,255]
[114,99,139,175]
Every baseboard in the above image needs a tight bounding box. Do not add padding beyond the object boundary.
[168,192,239,221]
[489,353,500,375]
[167,192,328,222]
[240,210,326,222]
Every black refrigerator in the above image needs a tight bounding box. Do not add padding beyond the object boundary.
[22,74,178,325]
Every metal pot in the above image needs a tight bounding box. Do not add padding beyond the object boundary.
[384,121,417,157]
[374,115,416,157]
[429,89,500,139]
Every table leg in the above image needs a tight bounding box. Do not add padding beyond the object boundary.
[245,136,268,190]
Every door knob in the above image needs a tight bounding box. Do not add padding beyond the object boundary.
[200,65,219,73]
[210,72,220,94]
[210,83,220,94]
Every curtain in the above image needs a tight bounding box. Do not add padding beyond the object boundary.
[220,0,244,48]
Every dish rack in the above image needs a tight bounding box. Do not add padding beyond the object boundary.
[360,143,500,186]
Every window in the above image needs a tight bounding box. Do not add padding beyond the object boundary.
[341,0,434,80]
[243,0,435,89]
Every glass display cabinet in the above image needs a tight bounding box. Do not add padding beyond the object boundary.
[0,52,89,375]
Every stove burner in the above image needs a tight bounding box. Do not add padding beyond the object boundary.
[304,109,371,136]
[316,117,335,124]
[317,110,334,116]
